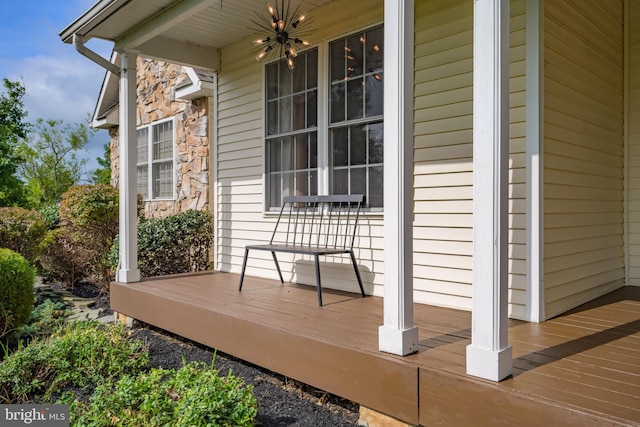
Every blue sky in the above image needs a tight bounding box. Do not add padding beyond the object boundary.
[0,0,114,177]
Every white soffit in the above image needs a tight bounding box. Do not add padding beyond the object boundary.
[62,0,335,62]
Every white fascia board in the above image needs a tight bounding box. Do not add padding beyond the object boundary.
[176,67,214,100]
[93,51,121,128]
[59,0,129,43]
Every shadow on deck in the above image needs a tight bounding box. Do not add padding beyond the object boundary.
[111,272,640,426]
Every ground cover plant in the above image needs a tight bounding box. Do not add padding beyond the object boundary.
[73,361,257,426]
[0,318,258,426]
[0,321,148,403]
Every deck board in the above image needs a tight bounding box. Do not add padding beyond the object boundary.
[111,272,640,426]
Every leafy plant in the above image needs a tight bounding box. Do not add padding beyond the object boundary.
[0,249,35,337]
[92,142,112,185]
[0,78,30,208]
[15,299,70,341]
[0,207,47,264]
[17,116,95,208]
[110,209,213,278]
[38,203,60,230]
[74,361,257,427]
[38,228,86,288]
[0,321,148,403]
[39,185,118,289]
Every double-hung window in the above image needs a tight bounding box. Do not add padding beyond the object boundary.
[329,26,384,208]
[264,25,383,211]
[265,49,318,208]
[136,118,175,200]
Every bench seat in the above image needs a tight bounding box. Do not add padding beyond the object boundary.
[238,195,366,306]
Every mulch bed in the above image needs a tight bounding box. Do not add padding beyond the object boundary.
[68,281,361,426]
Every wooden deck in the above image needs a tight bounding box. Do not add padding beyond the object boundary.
[111,272,640,426]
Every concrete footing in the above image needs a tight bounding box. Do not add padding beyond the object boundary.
[358,407,414,427]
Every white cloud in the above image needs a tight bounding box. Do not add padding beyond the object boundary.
[5,50,114,178]
[9,45,111,124]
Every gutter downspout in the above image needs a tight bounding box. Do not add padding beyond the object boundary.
[73,33,120,76]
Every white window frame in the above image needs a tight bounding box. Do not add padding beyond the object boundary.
[136,117,176,201]
[262,23,384,213]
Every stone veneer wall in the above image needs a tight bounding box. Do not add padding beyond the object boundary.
[110,57,210,219]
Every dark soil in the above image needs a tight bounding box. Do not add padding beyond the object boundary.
[131,327,361,427]
[64,282,360,426]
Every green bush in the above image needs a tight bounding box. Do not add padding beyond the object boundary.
[0,207,47,263]
[38,203,60,230]
[39,228,87,288]
[110,209,214,278]
[59,184,118,230]
[74,361,257,427]
[40,185,119,290]
[0,249,35,336]
[0,321,148,403]
[15,299,70,342]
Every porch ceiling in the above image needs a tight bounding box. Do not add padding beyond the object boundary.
[59,0,335,70]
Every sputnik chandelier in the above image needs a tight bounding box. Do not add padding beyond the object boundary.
[252,0,311,70]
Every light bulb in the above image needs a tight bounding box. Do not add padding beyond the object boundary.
[253,37,271,45]
[256,45,273,61]
[266,3,276,19]
[292,12,306,28]
[278,20,285,31]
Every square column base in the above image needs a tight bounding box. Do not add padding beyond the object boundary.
[116,268,141,283]
[466,344,513,381]
[379,325,419,356]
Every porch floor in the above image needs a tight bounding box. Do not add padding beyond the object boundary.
[111,272,640,426]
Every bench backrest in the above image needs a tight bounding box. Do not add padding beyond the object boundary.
[270,194,364,250]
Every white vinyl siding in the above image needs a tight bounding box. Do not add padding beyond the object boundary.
[544,1,625,318]
[413,0,526,316]
[627,0,640,286]
[216,0,385,294]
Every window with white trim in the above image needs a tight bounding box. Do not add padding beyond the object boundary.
[264,25,383,210]
[136,118,175,200]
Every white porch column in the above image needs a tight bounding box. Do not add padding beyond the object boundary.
[116,51,141,283]
[525,0,544,323]
[466,0,512,381]
[379,0,419,356]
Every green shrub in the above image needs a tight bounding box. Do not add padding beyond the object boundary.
[74,361,256,427]
[38,228,87,288]
[110,209,214,278]
[0,249,35,336]
[0,207,47,263]
[59,184,118,230]
[40,185,119,290]
[15,299,70,341]
[38,203,60,230]
[0,321,148,403]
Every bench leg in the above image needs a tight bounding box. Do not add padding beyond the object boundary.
[238,247,250,291]
[349,251,366,297]
[271,251,284,283]
[314,254,323,306]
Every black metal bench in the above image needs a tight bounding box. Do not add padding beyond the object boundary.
[238,194,366,306]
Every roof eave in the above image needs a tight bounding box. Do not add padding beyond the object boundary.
[59,0,130,43]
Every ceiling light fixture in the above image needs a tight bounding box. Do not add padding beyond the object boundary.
[251,0,311,70]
